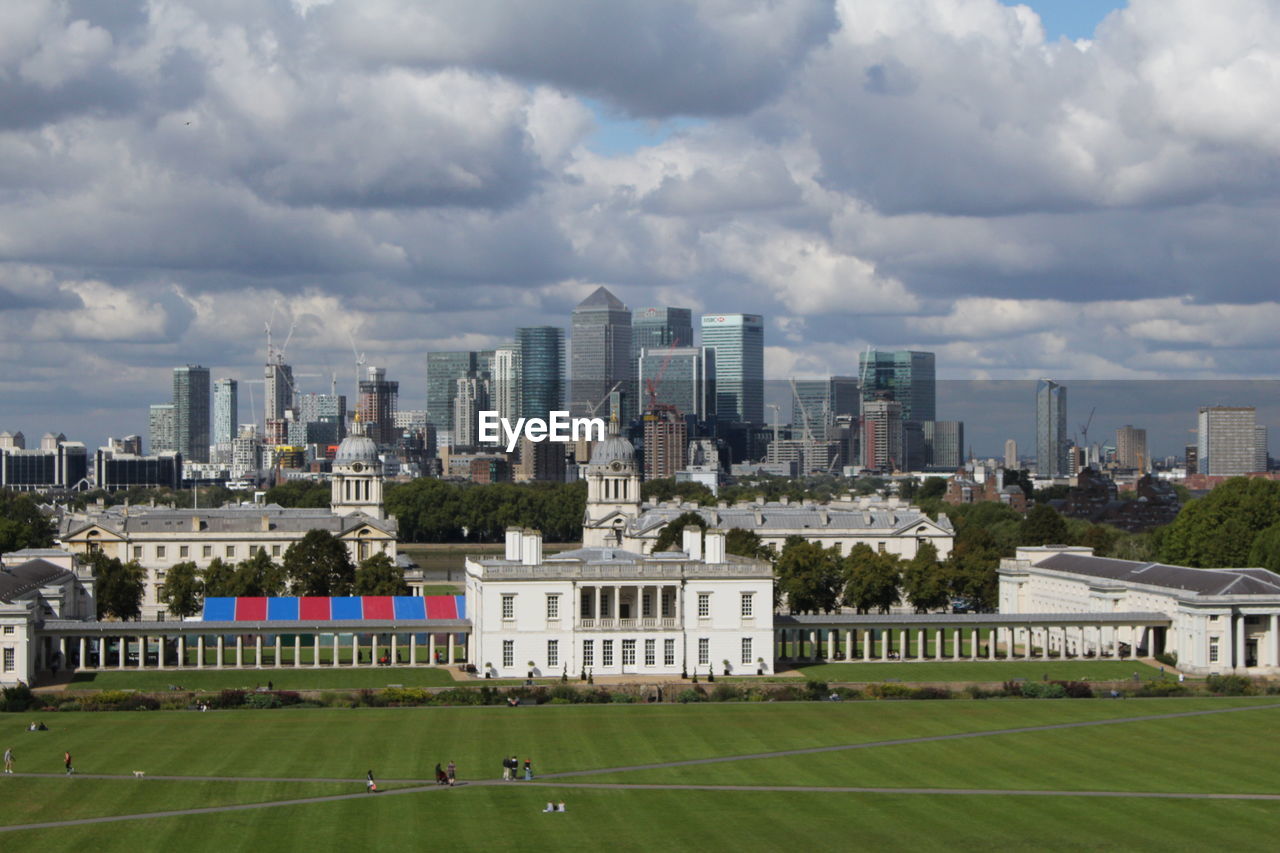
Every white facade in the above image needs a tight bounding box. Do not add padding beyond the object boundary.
[467,528,774,678]
[1,550,96,686]
[999,546,1280,675]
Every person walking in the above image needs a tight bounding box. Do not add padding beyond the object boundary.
[523,758,533,781]
[501,756,511,781]
[64,751,73,775]
[446,760,456,787]
[3,747,13,774]
[366,770,377,793]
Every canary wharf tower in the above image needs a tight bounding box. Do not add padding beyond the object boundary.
[570,287,633,421]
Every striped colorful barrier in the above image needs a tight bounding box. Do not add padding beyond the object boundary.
[201,595,466,621]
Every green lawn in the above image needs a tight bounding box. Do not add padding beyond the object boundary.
[62,666,463,691]
[775,659,1173,683]
[2,698,1276,850]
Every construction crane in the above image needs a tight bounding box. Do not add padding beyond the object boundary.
[766,404,782,446]
[643,341,681,414]
[581,382,624,420]
[346,331,367,393]
[1079,406,1097,466]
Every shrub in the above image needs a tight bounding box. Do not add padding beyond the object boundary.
[1206,675,1256,696]
[547,684,579,703]
[610,692,637,704]
[0,683,37,713]
[274,690,303,706]
[1001,680,1025,697]
[243,692,282,709]
[1136,680,1189,697]
[355,688,386,708]
[803,680,829,701]
[1054,681,1094,699]
[581,689,613,704]
[215,689,246,709]
[381,687,430,706]
[677,687,707,703]
[433,688,485,706]
[965,685,1001,700]
[711,684,741,702]
[1154,651,1178,668]
[766,685,802,702]
[912,686,952,700]
[833,686,861,700]
[866,683,914,700]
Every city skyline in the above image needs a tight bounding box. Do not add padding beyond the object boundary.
[4,2,1280,455]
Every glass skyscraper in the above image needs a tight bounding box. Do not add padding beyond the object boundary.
[571,287,633,421]
[516,326,565,420]
[1036,378,1069,479]
[791,376,859,440]
[700,313,763,424]
[173,365,210,463]
[213,378,238,446]
[857,351,936,423]
[426,351,479,431]
[638,346,714,420]
[632,307,693,359]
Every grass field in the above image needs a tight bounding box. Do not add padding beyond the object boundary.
[63,666,463,691]
[2,698,1277,850]
[779,659,1172,682]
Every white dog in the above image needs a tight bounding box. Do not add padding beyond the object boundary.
[133,770,146,778]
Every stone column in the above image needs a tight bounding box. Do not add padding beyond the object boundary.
[216,636,225,669]
[988,628,995,660]
[448,632,455,666]
[235,636,243,668]
[332,634,340,668]
[352,633,360,667]
[177,636,186,668]
[916,629,925,660]
[137,636,146,669]
[827,629,836,660]
[254,635,263,668]
[391,634,398,666]
[410,632,418,665]
[1023,627,1032,660]
[429,633,437,666]
[157,636,165,670]
[952,629,960,660]
[897,629,906,660]
[116,637,125,670]
[969,628,977,660]
[862,629,871,661]
[78,637,87,671]
[1270,614,1279,669]
[1235,613,1245,671]
[313,634,321,668]
[293,635,300,668]
[59,637,68,670]
[371,635,380,667]
[197,636,205,668]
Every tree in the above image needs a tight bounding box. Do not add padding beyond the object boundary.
[0,490,55,553]
[900,542,949,612]
[201,557,236,598]
[724,528,774,561]
[1247,522,1280,572]
[641,478,715,505]
[264,480,331,508]
[1020,504,1070,546]
[159,560,203,618]
[841,544,902,614]
[354,552,410,595]
[653,511,708,553]
[1161,478,1280,567]
[775,536,843,614]
[284,529,355,596]
[229,549,288,597]
[945,528,1002,611]
[90,551,145,621]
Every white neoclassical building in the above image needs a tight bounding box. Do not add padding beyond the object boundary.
[580,422,953,559]
[1000,546,1280,675]
[466,526,774,679]
[1,549,96,685]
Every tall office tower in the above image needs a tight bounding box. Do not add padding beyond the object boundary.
[632,307,693,360]
[1257,425,1269,473]
[643,407,688,480]
[1196,406,1257,476]
[1035,379,1069,479]
[1184,443,1198,475]
[297,392,347,445]
[857,351,936,423]
[571,287,633,421]
[1004,438,1018,469]
[516,326,565,420]
[791,377,860,440]
[861,399,904,470]
[639,346,715,420]
[148,404,175,454]
[264,362,294,426]
[213,378,238,446]
[426,351,479,433]
[230,426,262,479]
[173,365,210,463]
[453,376,490,448]
[514,435,567,483]
[1115,425,1148,470]
[700,313,764,424]
[923,421,965,469]
[492,345,522,423]
[358,365,399,447]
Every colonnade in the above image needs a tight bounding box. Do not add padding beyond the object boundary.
[578,585,680,628]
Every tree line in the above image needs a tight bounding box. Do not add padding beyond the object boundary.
[384,479,586,542]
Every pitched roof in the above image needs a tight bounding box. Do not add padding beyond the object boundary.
[0,558,72,603]
[574,286,626,312]
[1035,552,1280,597]
[629,503,953,536]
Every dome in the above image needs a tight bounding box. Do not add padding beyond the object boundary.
[334,432,380,467]
[589,433,636,467]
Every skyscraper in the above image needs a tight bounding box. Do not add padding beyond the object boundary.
[453,376,489,448]
[700,313,764,424]
[923,421,965,470]
[264,362,294,426]
[492,345,521,423]
[643,407,688,480]
[1197,406,1257,476]
[632,307,693,360]
[861,399,904,470]
[358,366,399,447]
[1036,379,1068,479]
[148,404,175,455]
[791,377,859,440]
[516,326,565,421]
[426,351,479,433]
[1115,425,1148,470]
[173,365,210,463]
[571,287,633,421]
[857,351,936,423]
[213,378,238,446]
[638,346,715,420]
[1004,438,1018,469]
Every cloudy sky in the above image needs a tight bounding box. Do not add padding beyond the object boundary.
[2,0,1279,456]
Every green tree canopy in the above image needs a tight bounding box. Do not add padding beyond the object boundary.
[1020,504,1070,546]
[158,560,203,618]
[944,528,1002,611]
[841,544,902,614]
[775,536,843,614]
[386,479,586,543]
[229,549,288,597]
[724,528,774,561]
[0,490,55,553]
[653,511,708,553]
[1246,522,1280,572]
[264,480,331,508]
[641,478,716,505]
[200,557,236,598]
[1161,477,1280,567]
[353,552,410,595]
[283,529,355,596]
[89,551,145,621]
[900,541,949,612]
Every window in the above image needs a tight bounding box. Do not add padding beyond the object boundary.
[502,594,516,620]
[698,638,709,666]
[580,592,593,618]
[156,545,166,559]
[582,640,594,669]
[877,542,886,553]
[622,639,636,666]
[202,545,212,559]
[272,545,281,557]
[698,593,710,618]
[1209,638,1219,663]
[179,545,189,558]
[156,570,166,581]
[664,638,675,667]
[740,593,754,619]
[547,640,559,669]
[641,593,653,618]
[225,545,236,558]
[133,546,142,560]
[644,639,655,666]
[2,626,13,635]
[2,648,13,672]
[741,637,753,664]
[502,640,514,668]
[546,594,560,620]
[156,610,166,622]
[602,640,614,667]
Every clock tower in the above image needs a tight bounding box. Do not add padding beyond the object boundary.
[330,415,385,519]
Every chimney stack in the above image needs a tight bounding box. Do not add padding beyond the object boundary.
[705,529,726,564]
[682,526,703,561]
